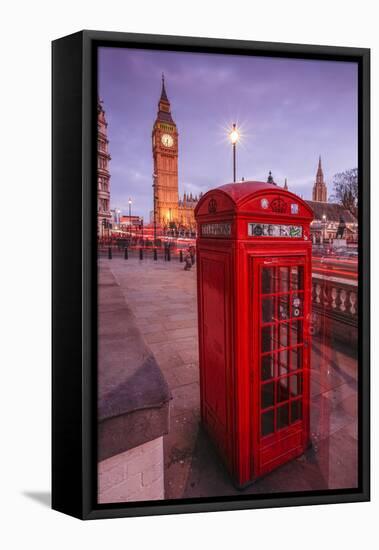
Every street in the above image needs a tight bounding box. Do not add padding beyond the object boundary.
[99,255,358,498]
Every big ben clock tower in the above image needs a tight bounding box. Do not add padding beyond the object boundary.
[152,75,179,226]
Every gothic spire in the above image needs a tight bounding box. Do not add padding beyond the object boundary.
[312,155,328,202]
[284,178,288,190]
[160,73,169,103]
[316,155,324,180]
[156,73,174,123]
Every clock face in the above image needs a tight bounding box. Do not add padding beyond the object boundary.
[161,134,174,148]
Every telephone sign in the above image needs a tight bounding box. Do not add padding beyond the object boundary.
[195,181,314,487]
[201,222,231,237]
[248,223,303,238]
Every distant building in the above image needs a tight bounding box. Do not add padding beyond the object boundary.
[305,201,357,242]
[152,75,199,229]
[312,156,328,202]
[178,192,203,229]
[97,99,112,237]
[307,157,357,241]
[111,209,121,226]
[120,215,142,228]
[282,158,358,242]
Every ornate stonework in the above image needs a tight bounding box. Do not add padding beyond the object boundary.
[152,76,199,230]
[97,99,112,237]
[152,75,180,227]
[312,156,328,202]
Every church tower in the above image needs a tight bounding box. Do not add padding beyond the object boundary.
[312,156,328,202]
[152,75,179,226]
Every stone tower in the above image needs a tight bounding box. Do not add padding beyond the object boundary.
[152,75,179,227]
[312,156,328,202]
[97,99,112,237]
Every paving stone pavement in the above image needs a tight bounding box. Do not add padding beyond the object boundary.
[100,256,358,499]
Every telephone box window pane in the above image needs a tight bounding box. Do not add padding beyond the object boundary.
[291,399,303,423]
[291,266,304,290]
[279,349,289,376]
[277,404,289,430]
[278,294,289,321]
[291,294,303,318]
[261,410,275,437]
[277,377,289,403]
[262,296,276,323]
[291,321,303,346]
[290,347,303,371]
[262,267,276,294]
[280,267,289,292]
[261,382,275,409]
[262,355,275,380]
[262,326,275,352]
[290,373,303,397]
[279,322,290,348]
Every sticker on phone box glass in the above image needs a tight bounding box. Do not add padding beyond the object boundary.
[248,223,302,238]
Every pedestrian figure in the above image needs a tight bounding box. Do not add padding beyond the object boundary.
[189,245,196,266]
[164,241,170,261]
[184,250,192,271]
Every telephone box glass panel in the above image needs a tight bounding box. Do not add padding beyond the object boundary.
[259,261,307,442]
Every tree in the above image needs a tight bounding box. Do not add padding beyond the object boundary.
[329,168,358,217]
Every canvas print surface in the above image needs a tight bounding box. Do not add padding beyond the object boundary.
[97,47,359,504]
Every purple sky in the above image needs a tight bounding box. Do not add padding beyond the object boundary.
[98,47,358,220]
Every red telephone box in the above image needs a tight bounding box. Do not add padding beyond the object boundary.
[194,181,314,487]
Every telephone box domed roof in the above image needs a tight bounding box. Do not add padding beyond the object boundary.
[195,181,314,220]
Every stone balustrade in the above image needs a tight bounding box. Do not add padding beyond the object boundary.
[311,273,358,345]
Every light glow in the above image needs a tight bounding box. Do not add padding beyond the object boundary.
[229,124,240,145]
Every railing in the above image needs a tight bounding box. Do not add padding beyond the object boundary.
[312,274,357,324]
[311,273,357,345]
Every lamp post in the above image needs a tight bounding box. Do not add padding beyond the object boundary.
[322,214,327,244]
[229,123,240,182]
[128,198,132,240]
[152,173,158,246]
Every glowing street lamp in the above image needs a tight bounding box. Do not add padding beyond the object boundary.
[229,123,240,182]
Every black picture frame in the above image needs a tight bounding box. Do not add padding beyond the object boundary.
[52,30,370,520]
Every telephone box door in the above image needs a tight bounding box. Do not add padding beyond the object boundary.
[252,256,310,477]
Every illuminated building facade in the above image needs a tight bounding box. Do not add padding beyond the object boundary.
[97,99,112,237]
[283,159,357,242]
[152,76,199,229]
[312,156,328,202]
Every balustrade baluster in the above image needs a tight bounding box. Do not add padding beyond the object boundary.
[349,291,357,316]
